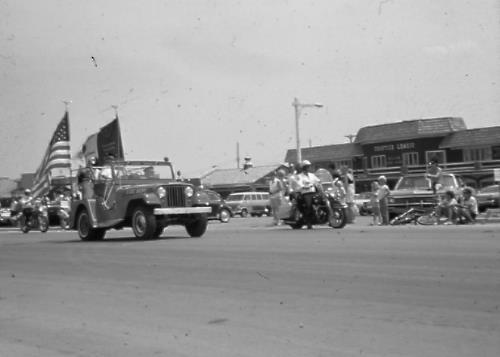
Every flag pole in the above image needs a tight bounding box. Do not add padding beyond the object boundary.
[62,100,72,112]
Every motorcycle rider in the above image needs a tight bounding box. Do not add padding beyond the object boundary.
[295,160,323,229]
[18,189,34,221]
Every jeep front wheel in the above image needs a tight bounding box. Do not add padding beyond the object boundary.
[131,206,157,239]
[77,209,105,241]
[185,216,208,237]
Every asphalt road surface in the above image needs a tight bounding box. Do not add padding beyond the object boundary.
[1,217,499,357]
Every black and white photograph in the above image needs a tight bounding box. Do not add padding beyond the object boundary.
[1,1,499,356]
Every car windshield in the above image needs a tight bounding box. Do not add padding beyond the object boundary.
[395,177,430,190]
[226,194,244,201]
[395,174,456,190]
[111,163,175,180]
[480,185,499,193]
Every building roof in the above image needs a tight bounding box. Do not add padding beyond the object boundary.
[200,164,281,187]
[439,126,500,148]
[355,117,467,144]
[284,143,363,163]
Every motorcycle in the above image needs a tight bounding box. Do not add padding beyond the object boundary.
[19,199,49,233]
[281,169,347,229]
[57,199,71,230]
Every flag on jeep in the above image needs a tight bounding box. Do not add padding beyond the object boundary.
[31,111,71,197]
[82,116,124,165]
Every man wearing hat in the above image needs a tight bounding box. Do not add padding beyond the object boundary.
[295,160,322,229]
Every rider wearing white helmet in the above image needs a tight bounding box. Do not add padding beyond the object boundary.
[295,160,322,229]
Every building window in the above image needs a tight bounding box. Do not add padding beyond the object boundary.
[334,160,352,169]
[402,152,419,166]
[463,147,492,162]
[425,150,446,165]
[371,155,386,168]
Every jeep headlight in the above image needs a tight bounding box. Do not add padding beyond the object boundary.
[185,186,194,198]
[157,186,166,199]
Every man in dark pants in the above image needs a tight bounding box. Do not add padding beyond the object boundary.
[295,160,322,229]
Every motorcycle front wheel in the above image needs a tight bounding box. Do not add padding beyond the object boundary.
[19,215,30,233]
[38,216,49,233]
[329,207,347,229]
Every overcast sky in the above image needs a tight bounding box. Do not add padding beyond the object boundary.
[1,0,499,179]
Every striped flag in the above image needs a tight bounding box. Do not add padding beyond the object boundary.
[31,112,71,197]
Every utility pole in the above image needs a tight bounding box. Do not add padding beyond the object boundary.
[345,134,356,143]
[292,97,323,163]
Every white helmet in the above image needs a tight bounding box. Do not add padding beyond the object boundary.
[301,160,311,167]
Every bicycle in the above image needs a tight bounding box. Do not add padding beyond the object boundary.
[390,207,427,225]
[390,205,450,226]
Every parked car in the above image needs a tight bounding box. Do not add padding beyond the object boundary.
[225,192,271,217]
[202,189,233,223]
[476,184,500,212]
[0,197,14,226]
[388,172,464,217]
[354,193,372,216]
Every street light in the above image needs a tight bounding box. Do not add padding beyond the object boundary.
[292,97,323,164]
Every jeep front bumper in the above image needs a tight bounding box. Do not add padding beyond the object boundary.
[154,207,211,215]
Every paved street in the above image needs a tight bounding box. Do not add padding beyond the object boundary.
[1,217,499,357]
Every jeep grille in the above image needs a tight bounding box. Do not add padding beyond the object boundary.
[162,186,186,207]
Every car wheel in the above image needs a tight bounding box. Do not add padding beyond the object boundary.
[240,209,248,218]
[289,222,303,229]
[219,208,231,223]
[77,209,105,241]
[131,206,157,239]
[185,216,208,237]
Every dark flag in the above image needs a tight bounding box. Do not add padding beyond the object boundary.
[32,111,71,197]
[82,116,125,165]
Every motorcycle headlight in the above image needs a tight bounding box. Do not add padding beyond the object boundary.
[157,186,166,199]
[185,186,194,198]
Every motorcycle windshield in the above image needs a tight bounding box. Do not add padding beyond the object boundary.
[315,168,333,183]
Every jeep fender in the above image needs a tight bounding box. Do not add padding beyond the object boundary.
[69,200,99,229]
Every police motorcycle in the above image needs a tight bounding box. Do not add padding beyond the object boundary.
[281,168,347,229]
[18,195,49,233]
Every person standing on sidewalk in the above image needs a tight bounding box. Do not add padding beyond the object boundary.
[377,175,390,225]
[370,181,381,226]
[269,169,286,225]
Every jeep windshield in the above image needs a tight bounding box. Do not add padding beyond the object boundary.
[111,161,175,180]
[394,174,456,191]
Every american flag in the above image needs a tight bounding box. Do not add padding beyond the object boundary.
[31,112,71,197]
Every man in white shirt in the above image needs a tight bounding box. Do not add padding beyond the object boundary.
[295,160,322,229]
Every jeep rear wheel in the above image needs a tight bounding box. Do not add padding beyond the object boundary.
[131,206,157,239]
[77,209,105,241]
[185,216,208,237]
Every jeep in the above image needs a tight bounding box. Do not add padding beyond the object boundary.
[70,160,211,240]
[388,172,464,217]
